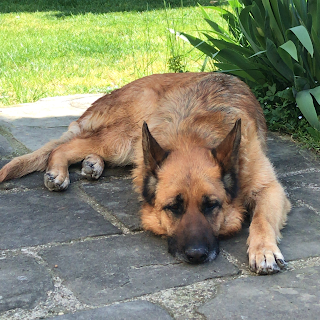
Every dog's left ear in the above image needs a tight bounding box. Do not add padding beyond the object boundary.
[142,122,168,205]
[212,119,241,198]
[142,122,168,174]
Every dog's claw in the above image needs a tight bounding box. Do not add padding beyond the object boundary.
[44,172,70,191]
[248,244,286,275]
[252,262,280,275]
[276,258,287,268]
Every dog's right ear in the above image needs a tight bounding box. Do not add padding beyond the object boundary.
[142,122,167,174]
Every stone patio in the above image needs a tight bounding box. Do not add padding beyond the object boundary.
[0,95,320,319]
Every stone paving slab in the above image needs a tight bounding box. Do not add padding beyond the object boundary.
[0,94,102,151]
[198,266,320,319]
[82,178,141,231]
[50,301,173,320]
[0,255,53,312]
[0,135,13,156]
[0,189,120,250]
[100,165,132,179]
[39,233,239,306]
[267,133,320,173]
[221,205,320,265]
[280,171,320,209]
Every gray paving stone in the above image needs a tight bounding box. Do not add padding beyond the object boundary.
[221,206,320,265]
[280,207,320,260]
[21,126,71,152]
[0,189,120,250]
[0,160,44,190]
[100,165,132,179]
[82,177,141,231]
[280,171,320,209]
[0,135,13,157]
[0,104,81,152]
[0,255,53,312]
[220,222,249,265]
[198,266,320,320]
[50,301,173,320]
[39,233,239,305]
[267,133,320,174]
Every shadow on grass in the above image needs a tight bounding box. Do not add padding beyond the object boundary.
[0,0,219,15]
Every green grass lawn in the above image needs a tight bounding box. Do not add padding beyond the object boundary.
[0,0,215,107]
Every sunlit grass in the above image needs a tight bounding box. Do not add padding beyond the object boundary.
[0,1,214,106]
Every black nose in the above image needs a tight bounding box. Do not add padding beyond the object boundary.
[185,246,208,264]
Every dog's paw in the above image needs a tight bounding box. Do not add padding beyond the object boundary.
[44,171,70,191]
[248,243,286,275]
[81,155,104,180]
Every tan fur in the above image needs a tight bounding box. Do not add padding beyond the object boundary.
[0,72,291,274]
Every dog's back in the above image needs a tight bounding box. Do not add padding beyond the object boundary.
[137,73,267,148]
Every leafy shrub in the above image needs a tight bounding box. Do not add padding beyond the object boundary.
[180,0,320,140]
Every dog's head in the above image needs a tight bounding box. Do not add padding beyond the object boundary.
[140,120,243,264]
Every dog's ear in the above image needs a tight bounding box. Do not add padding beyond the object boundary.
[212,119,241,198]
[142,122,168,205]
[142,122,167,174]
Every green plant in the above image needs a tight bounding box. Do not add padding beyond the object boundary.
[168,55,186,72]
[181,0,320,140]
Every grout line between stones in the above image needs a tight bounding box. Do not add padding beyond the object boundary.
[75,181,134,234]
[278,167,320,178]
[295,201,320,215]
[1,243,320,320]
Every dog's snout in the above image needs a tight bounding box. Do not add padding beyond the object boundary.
[185,246,209,264]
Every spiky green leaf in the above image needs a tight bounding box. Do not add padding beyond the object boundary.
[279,40,299,62]
[290,26,314,57]
[296,90,320,130]
[309,86,320,105]
[261,0,284,44]
[181,33,218,57]
[266,39,294,82]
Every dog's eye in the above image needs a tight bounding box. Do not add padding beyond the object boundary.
[201,198,221,215]
[164,203,183,216]
[164,195,184,216]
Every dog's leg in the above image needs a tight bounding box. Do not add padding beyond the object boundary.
[247,180,290,274]
[81,154,105,180]
[44,137,103,191]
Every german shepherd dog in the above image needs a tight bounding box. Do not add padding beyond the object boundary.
[0,72,291,274]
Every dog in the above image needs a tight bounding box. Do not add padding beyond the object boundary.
[0,72,291,274]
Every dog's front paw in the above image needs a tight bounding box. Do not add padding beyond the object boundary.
[248,243,286,275]
[81,154,104,180]
[44,171,70,191]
